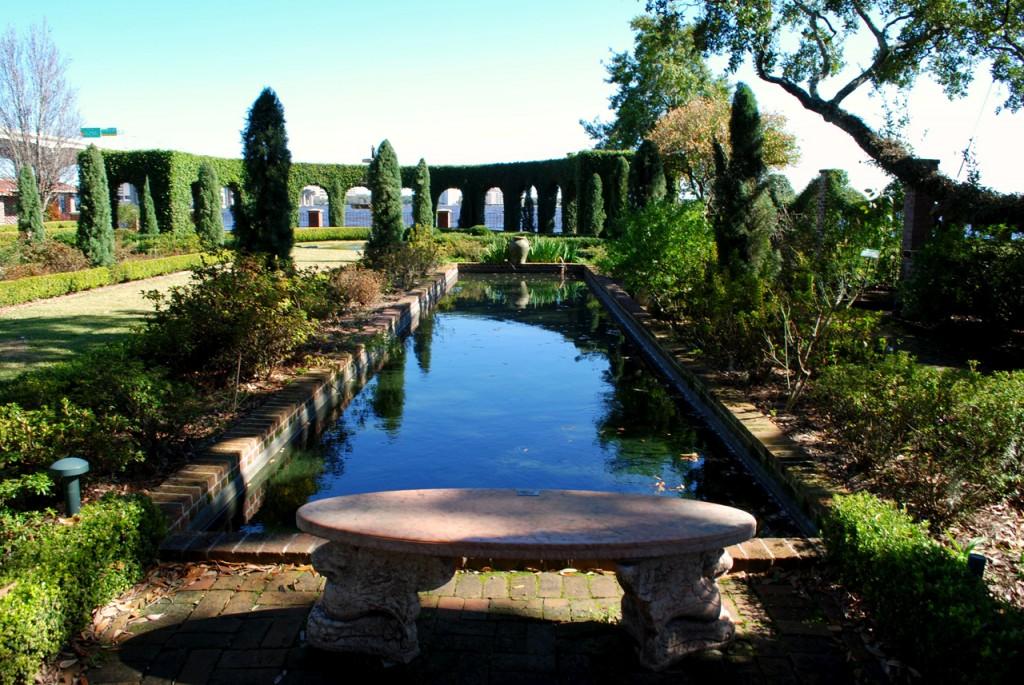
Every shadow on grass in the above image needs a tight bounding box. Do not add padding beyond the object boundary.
[0,310,148,378]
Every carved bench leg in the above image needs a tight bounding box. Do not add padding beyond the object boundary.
[306,542,457,664]
[616,548,734,671]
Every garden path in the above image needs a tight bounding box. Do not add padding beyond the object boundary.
[64,562,888,685]
[0,241,363,380]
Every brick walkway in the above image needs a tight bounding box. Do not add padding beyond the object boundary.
[70,564,885,685]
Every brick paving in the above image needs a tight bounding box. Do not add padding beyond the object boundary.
[69,563,886,685]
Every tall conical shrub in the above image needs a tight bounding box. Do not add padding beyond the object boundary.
[368,139,403,251]
[412,158,433,228]
[607,156,631,237]
[629,140,667,209]
[712,83,778,280]
[15,164,44,243]
[139,176,159,235]
[238,87,293,266]
[521,190,535,232]
[583,173,606,236]
[327,180,346,227]
[195,162,224,248]
[76,145,115,266]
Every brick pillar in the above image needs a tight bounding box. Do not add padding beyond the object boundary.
[900,159,940,282]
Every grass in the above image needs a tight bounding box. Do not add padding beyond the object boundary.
[0,241,365,381]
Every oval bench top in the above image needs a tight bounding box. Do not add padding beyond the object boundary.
[296,488,756,559]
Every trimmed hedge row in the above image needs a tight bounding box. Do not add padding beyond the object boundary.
[0,495,165,685]
[823,493,1024,683]
[292,227,370,242]
[0,253,219,307]
[0,228,77,245]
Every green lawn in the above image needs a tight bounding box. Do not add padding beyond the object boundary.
[0,241,364,381]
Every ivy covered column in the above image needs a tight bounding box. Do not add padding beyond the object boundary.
[502,185,521,232]
[562,184,578,235]
[538,184,557,233]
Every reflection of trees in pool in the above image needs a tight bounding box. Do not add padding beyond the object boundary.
[253,448,327,529]
[372,341,407,435]
[412,315,434,373]
[597,342,704,488]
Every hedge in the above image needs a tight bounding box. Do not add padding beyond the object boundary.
[0,495,165,685]
[94,149,634,236]
[293,227,370,242]
[0,253,220,307]
[0,228,77,246]
[822,493,1024,683]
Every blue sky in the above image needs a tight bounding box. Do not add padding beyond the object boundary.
[5,0,1022,194]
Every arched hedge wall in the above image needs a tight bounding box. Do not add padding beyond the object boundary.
[97,149,632,235]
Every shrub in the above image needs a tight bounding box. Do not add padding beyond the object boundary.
[0,495,165,685]
[822,493,1024,683]
[12,239,90,276]
[367,224,441,291]
[330,266,384,307]
[293,227,370,242]
[237,88,294,266]
[412,158,433,228]
[438,234,489,262]
[582,173,606,236]
[76,145,115,267]
[367,139,404,254]
[128,230,202,257]
[139,257,317,383]
[15,165,44,243]
[602,200,715,319]
[139,176,159,235]
[194,162,225,249]
[813,353,1024,525]
[629,139,666,209]
[116,202,140,230]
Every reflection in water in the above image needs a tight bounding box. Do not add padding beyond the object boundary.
[247,275,795,535]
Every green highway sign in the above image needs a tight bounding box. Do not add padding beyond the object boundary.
[101,128,117,136]
[80,127,101,138]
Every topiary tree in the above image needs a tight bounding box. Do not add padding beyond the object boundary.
[237,87,293,267]
[76,144,114,266]
[412,158,433,228]
[583,173,606,236]
[367,139,404,251]
[629,139,667,209]
[139,176,159,235]
[15,164,44,243]
[607,156,631,237]
[712,83,779,281]
[194,162,224,248]
[327,180,346,227]
[521,190,535,232]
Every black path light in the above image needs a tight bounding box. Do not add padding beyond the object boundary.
[48,456,90,515]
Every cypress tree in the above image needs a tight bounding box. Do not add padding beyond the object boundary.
[607,156,631,237]
[712,83,778,280]
[412,158,433,228]
[76,145,115,266]
[521,190,535,232]
[368,139,404,250]
[583,173,606,236]
[327,180,346,227]
[195,162,224,248]
[629,140,667,209]
[139,176,159,235]
[15,164,44,243]
[238,87,293,266]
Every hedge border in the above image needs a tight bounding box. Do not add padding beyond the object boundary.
[0,252,221,307]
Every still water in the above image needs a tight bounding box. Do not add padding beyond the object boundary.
[245,275,795,535]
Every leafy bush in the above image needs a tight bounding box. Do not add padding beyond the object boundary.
[438,233,489,262]
[0,346,196,505]
[127,230,201,256]
[813,353,1024,525]
[0,495,165,685]
[139,257,317,383]
[822,493,1024,683]
[601,200,715,319]
[901,231,1024,332]
[116,202,140,230]
[1,239,90,280]
[365,225,441,291]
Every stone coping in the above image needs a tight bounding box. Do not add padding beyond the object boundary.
[296,488,756,559]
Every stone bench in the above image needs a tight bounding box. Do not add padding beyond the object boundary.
[296,488,756,670]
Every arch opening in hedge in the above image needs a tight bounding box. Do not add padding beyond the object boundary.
[484,187,504,230]
[520,186,538,232]
[345,186,372,228]
[400,187,415,227]
[115,182,140,229]
[298,184,329,228]
[435,187,462,228]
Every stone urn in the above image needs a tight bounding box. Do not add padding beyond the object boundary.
[508,236,531,265]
